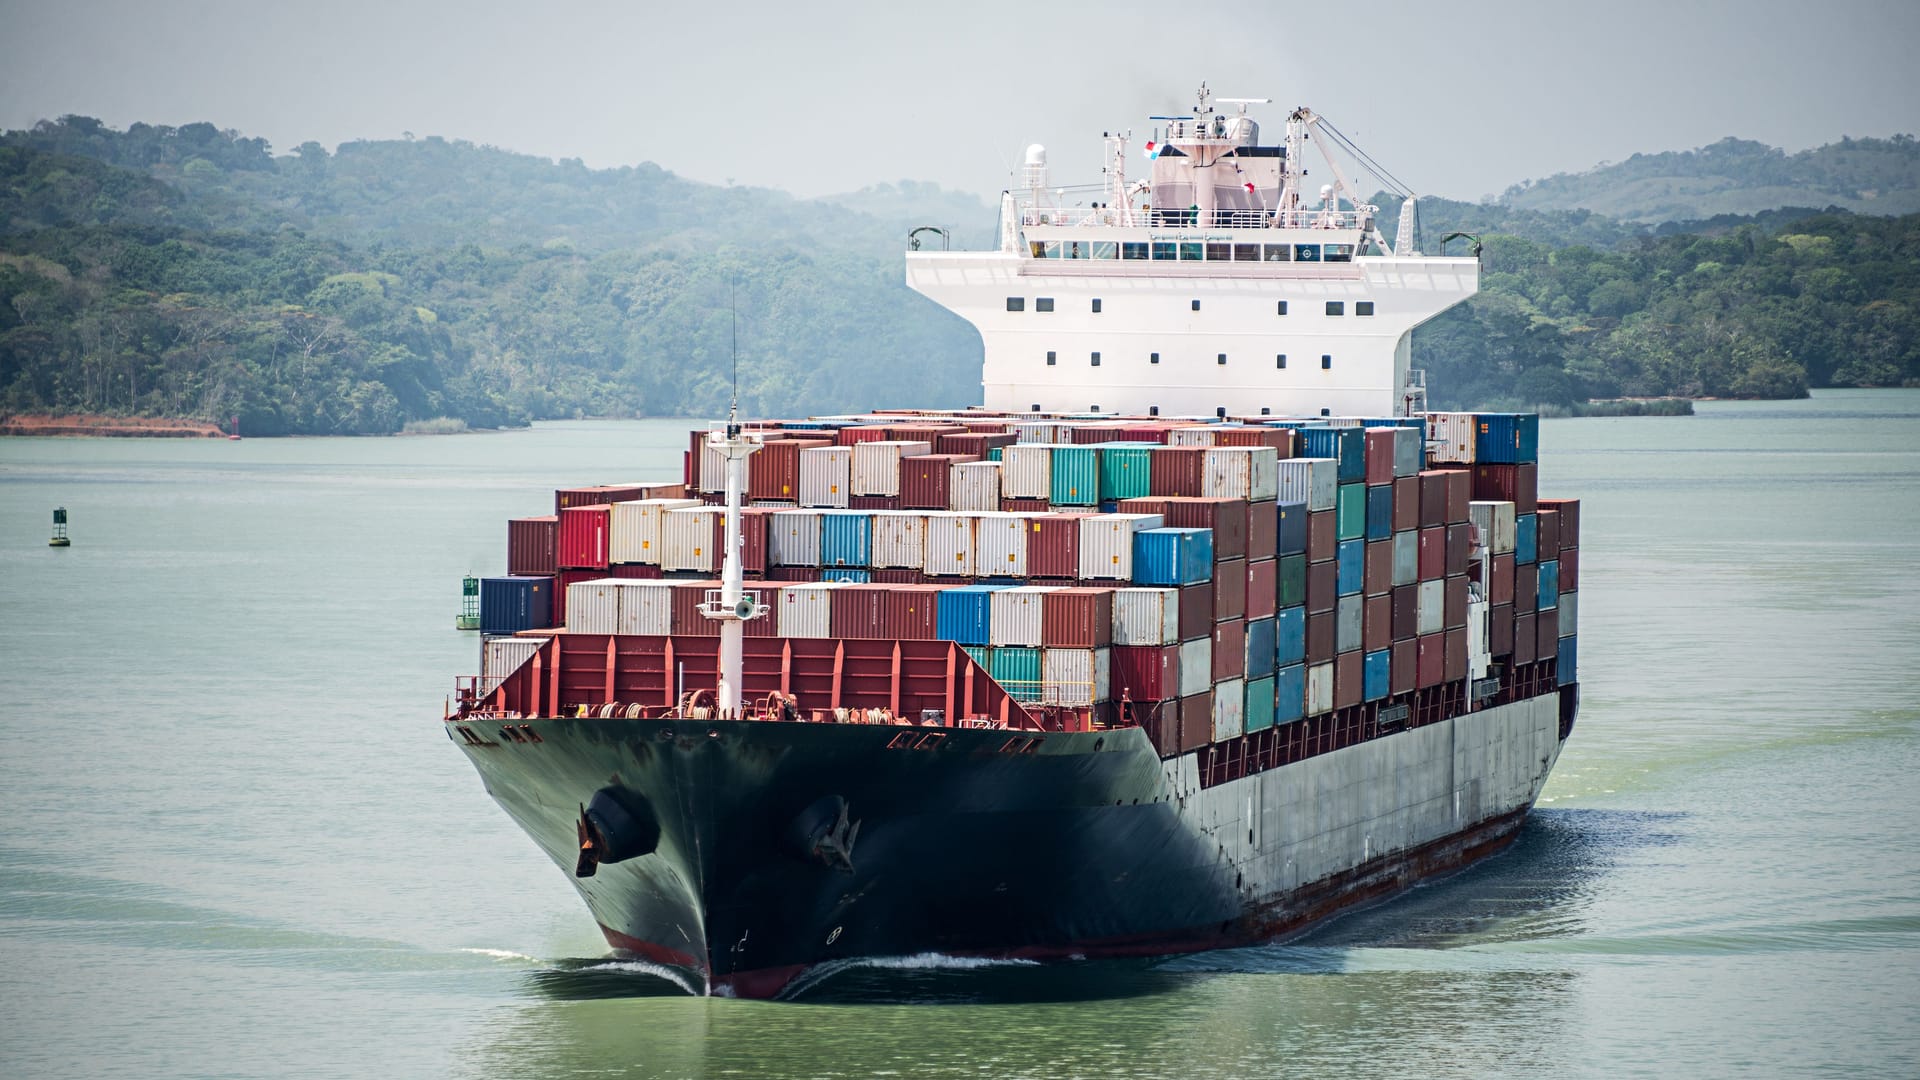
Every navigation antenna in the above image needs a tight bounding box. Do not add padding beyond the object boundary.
[699,277,766,718]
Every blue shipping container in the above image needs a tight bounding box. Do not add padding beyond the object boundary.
[1245,616,1276,680]
[1538,560,1559,610]
[1275,606,1306,665]
[818,511,871,567]
[1365,484,1394,540]
[1132,528,1215,586]
[1245,676,1277,732]
[821,568,870,584]
[1274,663,1306,724]
[1336,538,1365,596]
[1558,635,1578,685]
[990,646,1043,702]
[1275,500,1309,556]
[481,576,551,636]
[1363,648,1390,702]
[1515,513,1538,565]
[936,585,1007,646]
[1299,426,1366,482]
[1474,413,1541,464]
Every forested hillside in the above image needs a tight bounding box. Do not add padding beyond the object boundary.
[2,116,1917,433]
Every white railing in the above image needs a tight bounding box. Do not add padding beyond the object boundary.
[1020,205,1369,231]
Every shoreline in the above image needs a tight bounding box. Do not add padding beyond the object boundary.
[1,414,228,438]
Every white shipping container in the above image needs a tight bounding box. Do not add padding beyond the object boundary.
[1211,677,1246,742]
[1416,578,1445,635]
[1166,426,1218,447]
[1275,458,1339,511]
[481,636,546,695]
[1392,426,1423,478]
[975,512,1030,576]
[999,444,1054,499]
[921,511,976,577]
[778,582,845,637]
[768,509,823,567]
[1077,513,1165,580]
[949,461,1001,511]
[1469,500,1517,555]
[609,498,701,565]
[1202,446,1280,501]
[869,511,926,569]
[1467,594,1491,682]
[661,507,720,572]
[1011,420,1060,444]
[1559,591,1578,636]
[799,447,851,508]
[1427,412,1478,464]
[1041,647,1111,707]
[989,585,1059,646]
[1112,588,1181,645]
[1325,417,1364,429]
[1306,662,1335,715]
[1336,594,1363,654]
[1179,636,1214,697]
[565,578,623,633]
[697,439,727,493]
[850,440,931,496]
[1393,529,1418,586]
[614,580,676,636]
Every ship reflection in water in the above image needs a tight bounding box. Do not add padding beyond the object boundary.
[460,808,1659,1078]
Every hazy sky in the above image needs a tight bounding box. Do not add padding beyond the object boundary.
[3,0,1916,204]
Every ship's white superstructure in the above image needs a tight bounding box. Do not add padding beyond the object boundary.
[907,85,1478,418]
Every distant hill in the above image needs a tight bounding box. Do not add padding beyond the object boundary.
[1501,135,1920,222]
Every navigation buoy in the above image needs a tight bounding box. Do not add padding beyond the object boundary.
[48,507,71,547]
[455,575,481,630]
[228,414,242,440]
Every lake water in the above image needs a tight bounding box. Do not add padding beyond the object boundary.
[2,390,1916,1079]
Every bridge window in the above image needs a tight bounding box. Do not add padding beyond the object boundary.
[1151,242,1177,260]
[1091,298,1102,313]
[1206,243,1232,261]
[1356,301,1375,316]
[1047,351,1057,366]
[1150,353,1160,365]
[1321,408,1331,416]
[1036,298,1054,312]
[1092,242,1118,259]
[1233,244,1261,262]
[1191,300,1201,312]
[1322,355,1332,369]
[1122,242,1149,260]
[1324,244,1354,263]
[1276,354,1287,369]
[1091,352,1101,366]
[1006,297,1024,312]
[1265,245,1292,262]
[1149,406,1160,416]
[1217,354,1227,366]
[1326,301,1345,316]
[1276,300,1289,315]
[1180,242,1203,261]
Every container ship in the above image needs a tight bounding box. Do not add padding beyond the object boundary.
[447,88,1580,999]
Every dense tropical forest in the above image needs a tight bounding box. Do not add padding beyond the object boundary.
[1,116,1916,433]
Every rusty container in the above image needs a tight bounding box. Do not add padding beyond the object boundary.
[1514,611,1538,664]
[1213,557,1247,622]
[1391,475,1420,532]
[1473,462,1538,515]
[829,583,890,638]
[1178,692,1213,752]
[1160,497,1250,561]
[1490,553,1516,604]
[1417,526,1445,581]
[1363,593,1392,654]
[1364,539,1393,597]
[1307,510,1336,562]
[508,516,559,576]
[1444,626,1468,682]
[1245,559,1277,621]
[1364,429,1398,487]
[1212,619,1247,683]
[1416,632,1445,688]
[881,584,943,640]
[1391,583,1418,641]
[1306,559,1337,614]
[1446,522,1472,576]
[1042,587,1115,648]
[1149,447,1207,497]
[1028,513,1084,579]
[1390,637,1416,695]
[1538,497,1580,550]
[1111,644,1181,702]
[1334,650,1364,709]
[1536,607,1560,658]
[1515,561,1539,615]
[1306,610,1335,664]
[1445,574,1469,630]
[1491,602,1515,655]
[1178,582,1214,641]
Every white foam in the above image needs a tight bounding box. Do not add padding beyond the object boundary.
[458,948,539,962]
[581,958,703,996]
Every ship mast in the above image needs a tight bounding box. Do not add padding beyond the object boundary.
[698,292,766,718]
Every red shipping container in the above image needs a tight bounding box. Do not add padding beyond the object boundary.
[1113,424,1172,444]
[1308,510,1336,562]
[1416,632,1445,688]
[1445,574,1468,630]
[836,426,891,447]
[551,568,601,627]
[749,440,803,501]
[1491,602,1515,655]
[1335,650,1363,709]
[899,453,977,510]
[1307,610,1335,664]
[1213,427,1294,453]
[610,563,664,580]
[1537,508,1562,556]
[1001,497,1050,513]
[555,484,652,514]
[508,516,559,576]
[669,580,722,636]
[850,495,899,511]
[766,566,823,583]
[1116,496,1171,517]
[1161,498,1250,561]
[1364,429,1398,486]
[830,584,889,638]
[1245,559,1277,621]
[938,431,1018,457]
[883,584,943,640]
[1306,560,1337,614]
[1558,547,1579,592]
[712,508,771,575]
[1149,447,1206,497]
[1444,469,1472,523]
[1364,540,1393,597]
[1514,612,1538,665]
[1178,582,1213,641]
[1445,522,1471,576]
[1392,475,1420,532]
[1363,593,1392,653]
[1444,626,1468,682]
[1391,584,1418,641]
[1536,608,1560,658]
[1028,514,1084,579]
[1418,471,1448,529]
[1042,588,1115,648]
[1538,498,1581,549]
[1246,501,1278,561]
[1212,619,1246,682]
[1515,562,1538,615]
[1490,553,1516,605]
[1417,526,1445,581]
[870,568,925,585]
[1390,638,1416,695]
[1178,692,1212,752]
[558,505,613,570]
[885,424,965,444]
[1213,557,1247,621]
[1472,463,1538,516]
[1138,703,1181,757]
[1112,644,1181,702]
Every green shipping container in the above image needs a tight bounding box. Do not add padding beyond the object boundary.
[990,646,1043,702]
[1049,446,1100,505]
[1245,676,1277,732]
[988,447,1004,462]
[1278,554,1307,607]
[963,645,993,670]
[1336,482,1367,541]
[1095,443,1155,500]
